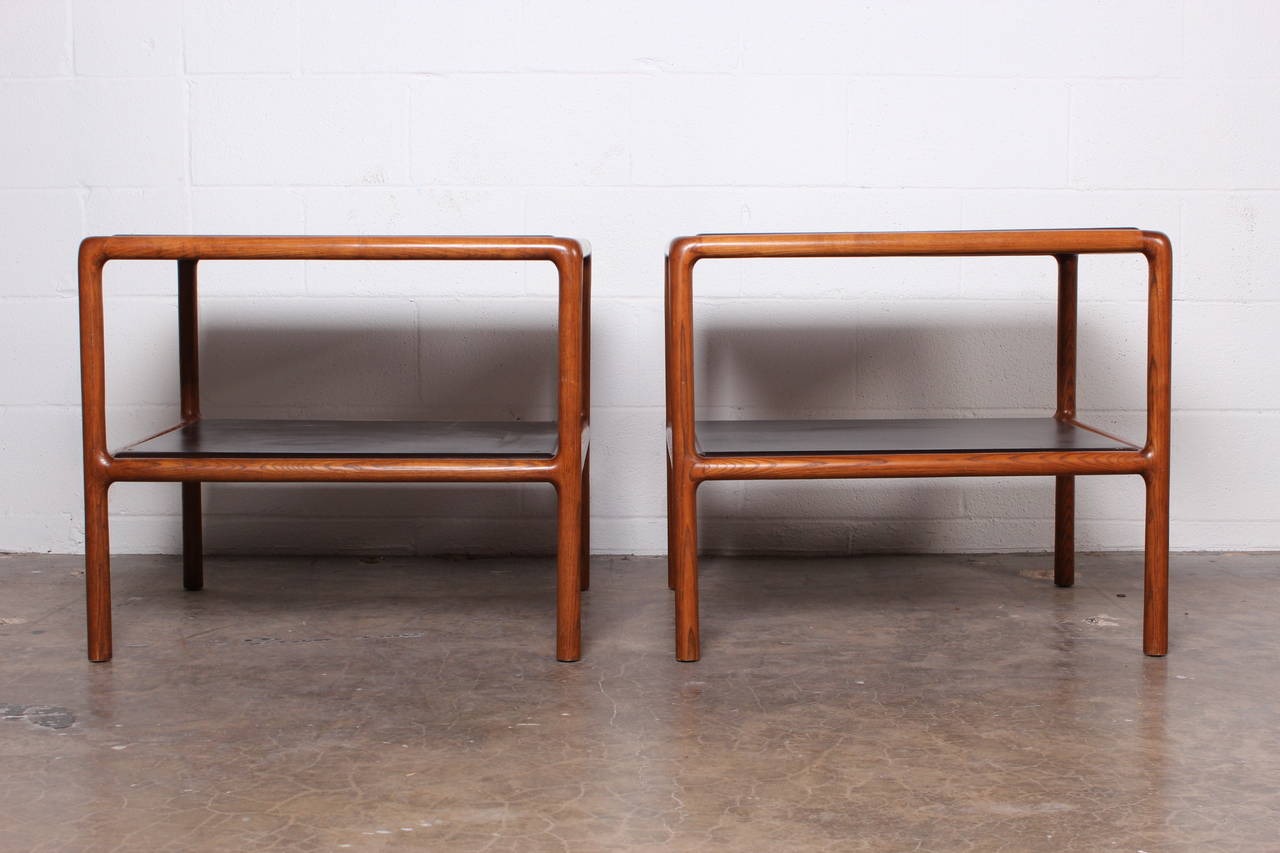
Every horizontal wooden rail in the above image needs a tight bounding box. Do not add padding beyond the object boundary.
[106,456,561,484]
[691,450,1150,481]
[81,235,589,263]
[672,228,1148,260]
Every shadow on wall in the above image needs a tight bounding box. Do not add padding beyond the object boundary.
[182,305,1133,557]
[195,316,560,555]
[692,310,1127,555]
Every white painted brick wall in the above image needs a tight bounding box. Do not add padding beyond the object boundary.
[1,0,1277,557]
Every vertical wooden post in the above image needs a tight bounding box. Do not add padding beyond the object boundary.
[1142,233,1173,656]
[671,477,700,661]
[555,476,583,662]
[579,453,590,592]
[666,454,676,591]
[665,257,677,592]
[84,479,112,662]
[553,245,586,661]
[666,240,701,661]
[1053,476,1074,586]
[578,255,591,592]
[79,241,112,661]
[1143,470,1170,656]
[178,260,201,423]
[181,483,202,590]
[178,260,203,591]
[1054,254,1078,588]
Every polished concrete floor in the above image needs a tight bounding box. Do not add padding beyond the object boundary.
[1,551,1277,852]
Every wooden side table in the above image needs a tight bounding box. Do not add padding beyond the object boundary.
[78,235,591,662]
[664,229,1172,661]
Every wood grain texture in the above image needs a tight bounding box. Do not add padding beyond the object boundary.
[579,255,592,593]
[81,234,590,262]
[691,450,1148,480]
[107,456,562,483]
[1141,231,1173,656]
[673,228,1146,261]
[664,228,1172,661]
[79,235,590,662]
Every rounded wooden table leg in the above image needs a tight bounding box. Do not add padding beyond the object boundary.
[579,453,590,592]
[666,455,676,591]
[1054,475,1075,587]
[555,478,583,662]
[672,475,700,662]
[85,479,112,662]
[182,481,203,591]
[1143,469,1170,656]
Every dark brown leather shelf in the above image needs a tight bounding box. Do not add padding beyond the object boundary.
[694,417,1137,457]
[116,419,559,459]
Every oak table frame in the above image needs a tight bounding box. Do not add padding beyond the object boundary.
[664,229,1172,661]
[79,235,591,663]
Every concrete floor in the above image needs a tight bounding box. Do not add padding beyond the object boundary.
[1,552,1277,852]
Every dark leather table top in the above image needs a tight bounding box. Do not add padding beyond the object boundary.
[117,419,560,459]
[695,417,1136,456]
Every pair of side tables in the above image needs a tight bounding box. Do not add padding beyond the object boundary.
[77,229,1172,664]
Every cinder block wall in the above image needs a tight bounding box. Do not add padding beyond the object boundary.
[2,1,1277,556]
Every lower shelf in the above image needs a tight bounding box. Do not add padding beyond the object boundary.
[694,417,1137,457]
[116,419,560,459]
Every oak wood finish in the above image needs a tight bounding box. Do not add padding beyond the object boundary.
[579,255,592,593]
[79,235,590,663]
[665,229,1172,661]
